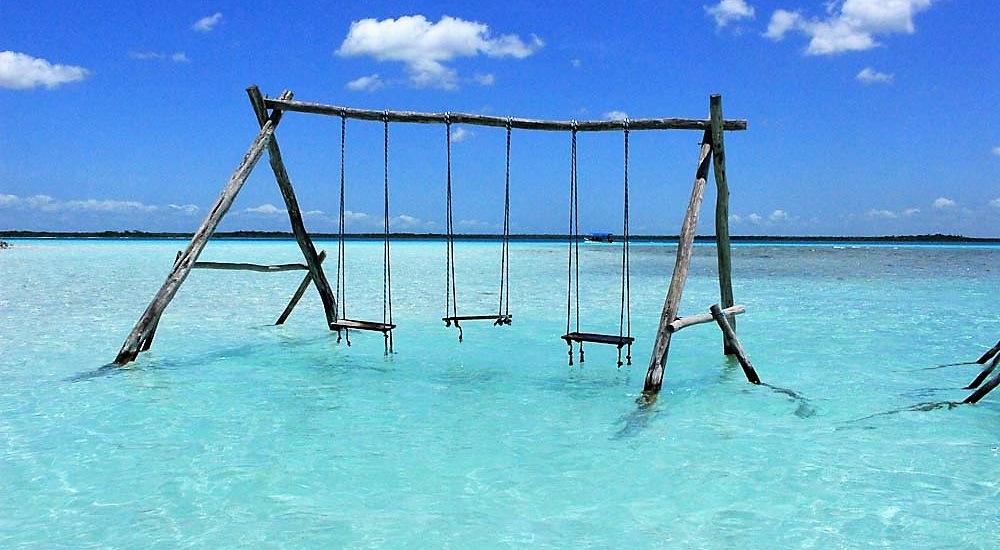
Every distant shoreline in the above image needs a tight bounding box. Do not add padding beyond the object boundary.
[1,230,998,244]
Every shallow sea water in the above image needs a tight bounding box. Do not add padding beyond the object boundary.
[1,239,999,548]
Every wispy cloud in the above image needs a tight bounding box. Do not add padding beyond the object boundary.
[0,51,90,90]
[244,204,283,215]
[705,0,756,29]
[336,15,543,90]
[992,146,1000,156]
[603,110,629,121]
[193,13,223,33]
[990,198,1000,209]
[346,74,385,92]
[449,127,472,143]
[865,207,919,219]
[857,67,892,84]
[932,197,956,209]
[129,51,189,63]
[765,0,934,55]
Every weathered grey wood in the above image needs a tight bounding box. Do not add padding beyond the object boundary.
[976,339,1000,364]
[965,352,1000,389]
[247,86,339,329]
[264,97,748,132]
[710,304,761,384]
[964,354,1000,404]
[710,95,737,355]
[667,305,746,333]
[193,260,309,272]
[276,249,327,325]
[643,130,714,394]
[113,90,293,365]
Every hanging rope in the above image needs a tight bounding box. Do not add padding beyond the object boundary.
[336,111,350,345]
[382,111,394,354]
[618,119,632,367]
[497,118,512,324]
[444,114,461,339]
[565,123,581,365]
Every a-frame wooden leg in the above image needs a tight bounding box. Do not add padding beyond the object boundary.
[113,90,294,365]
[247,86,339,329]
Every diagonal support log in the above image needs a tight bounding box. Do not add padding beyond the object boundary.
[247,85,339,329]
[643,129,713,394]
[113,90,294,365]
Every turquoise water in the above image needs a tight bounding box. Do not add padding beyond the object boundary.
[2,239,999,548]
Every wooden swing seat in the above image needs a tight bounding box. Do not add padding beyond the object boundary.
[330,318,395,333]
[561,331,633,348]
[443,314,512,325]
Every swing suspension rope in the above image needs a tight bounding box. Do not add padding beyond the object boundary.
[443,116,513,341]
[382,111,394,354]
[498,118,512,322]
[619,120,632,366]
[564,121,633,366]
[333,111,395,354]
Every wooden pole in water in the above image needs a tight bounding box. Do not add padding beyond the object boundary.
[710,304,761,384]
[643,129,714,394]
[113,90,293,365]
[965,351,1000,390]
[976,339,1000,364]
[710,95,737,355]
[276,249,327,325]
[246,86,339,329]
[964,354,1000,404]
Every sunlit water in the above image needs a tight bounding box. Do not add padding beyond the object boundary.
[1,239,999,548]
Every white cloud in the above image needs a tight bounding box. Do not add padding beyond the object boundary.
[245,203,283,215]
[866,207,921,219]
[336,15,543,90]
[449,127,472,143]
[990,198,1000,209]
[603,110,629,121]
[570,59,582,68]
[747,213,763,224]
[193,13,223,33]
[0,51,90,90]
[346,74,385,92]
[129,51,189,63]
[168,204,200,214]
[932,197,956,209]
[992,146,1000,156]
[769,209,789,222]
[765,0,934,55]
[706,0,756,28]
[0,193,157,213]
[473,73,496,86]
[857,67,892,84]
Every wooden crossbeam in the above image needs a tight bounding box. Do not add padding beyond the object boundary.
[193,261,308,272]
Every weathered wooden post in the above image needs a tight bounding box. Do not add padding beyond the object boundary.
[246,86,339,329]
[964,353,1000,404]
[643,129,713,394]
[710,95,737,355]
[113,90,294,365]
[976,339,1000,364]
[710,304,760,384]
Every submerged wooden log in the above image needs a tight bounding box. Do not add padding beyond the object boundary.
[976,339,1000,364]
[964,354,1000,404]
[264,97,748,132]
[643,129,714,394]
[275,249,327,325]
[710,304,761,384]
[710,95,737,355]
[667,305,746,333]
[247,86,339,329]
[113,90,294,365]
[965,352,1000,390]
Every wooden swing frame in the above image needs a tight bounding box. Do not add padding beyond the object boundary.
[112,87,748,398]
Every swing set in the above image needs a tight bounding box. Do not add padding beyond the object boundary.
[113,86,750,395]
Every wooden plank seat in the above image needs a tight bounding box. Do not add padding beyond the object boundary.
[561,332,634,347]
[562,331,634,366]
[330,319,395,333]
[442,314,512,326]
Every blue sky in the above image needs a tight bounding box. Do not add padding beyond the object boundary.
[1,0,998,236]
